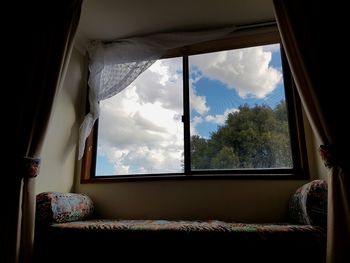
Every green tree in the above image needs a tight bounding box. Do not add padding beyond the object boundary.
[190,101,292,170]
[191,135,210,169]
[210,146,239,169]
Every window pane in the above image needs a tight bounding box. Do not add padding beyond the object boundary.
[189,44,293,170]
[95,58,183,175]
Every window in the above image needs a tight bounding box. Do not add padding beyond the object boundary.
[96,57,184,175]
[81,32,308,181]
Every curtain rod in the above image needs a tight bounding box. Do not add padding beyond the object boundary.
[235,20,277,31]
[103,20,277,45]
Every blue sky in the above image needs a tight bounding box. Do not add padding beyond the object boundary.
[191,50,284,138]
[191,81,285,138]
[95,44,285,175]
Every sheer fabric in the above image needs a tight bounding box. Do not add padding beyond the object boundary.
[79,27,236,158]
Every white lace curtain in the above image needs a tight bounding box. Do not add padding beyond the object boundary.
[79,26,236,159]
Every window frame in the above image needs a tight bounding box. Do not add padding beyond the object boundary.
[80,29,309,183]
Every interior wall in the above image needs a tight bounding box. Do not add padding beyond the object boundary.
[75,109,316,223]
[77,179,307,222]
[27,4,328,224]
[313,135,329,181]
[73,52,326,223]
[74,104,325,223]
[302,110,329,182]
[36,48,86,194]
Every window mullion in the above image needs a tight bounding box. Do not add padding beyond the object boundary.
[183,56,191,175]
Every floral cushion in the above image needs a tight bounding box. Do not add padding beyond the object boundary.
[36,192,94,224]
[289,180,327,228]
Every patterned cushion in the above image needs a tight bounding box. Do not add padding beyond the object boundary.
[289,180,327,228]
[36,192,94,224]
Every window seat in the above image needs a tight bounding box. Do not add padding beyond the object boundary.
[34,180,327,263]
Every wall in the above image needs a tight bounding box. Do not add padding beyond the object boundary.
[36,48,86,194]
[74,55,326,223]
[77,179,307,222]
[75,110,317,222]
[312,136,329,181]
[302,110,329,182]
[311,133,329,181]
[30,50,329,223]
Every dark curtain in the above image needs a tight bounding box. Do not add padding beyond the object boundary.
[1,1,82,262]
[273,0,350,262]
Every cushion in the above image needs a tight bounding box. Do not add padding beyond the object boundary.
[289,180,327,228]
[36,192,94,224]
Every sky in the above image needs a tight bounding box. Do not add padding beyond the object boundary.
[95,44,285,175]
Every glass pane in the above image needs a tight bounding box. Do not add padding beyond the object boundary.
[189,44,293,170]
[95,57,183,175]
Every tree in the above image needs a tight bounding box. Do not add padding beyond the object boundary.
[191,135,210,169]
[191,101,292,170]
[210,146,239,169]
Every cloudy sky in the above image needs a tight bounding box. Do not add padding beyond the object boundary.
[95,44,285,175]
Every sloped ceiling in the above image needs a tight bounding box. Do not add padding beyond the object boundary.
[76,0,275,43]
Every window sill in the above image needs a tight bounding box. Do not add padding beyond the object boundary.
[81,171,308,184]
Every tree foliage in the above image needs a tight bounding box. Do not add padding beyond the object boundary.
[191,101,293,170]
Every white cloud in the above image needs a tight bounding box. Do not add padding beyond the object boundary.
[96,45,281,174]
[97,145,130,174]
[190,80,209,115]
[262,43,280,53]
[190,115,203,136]
[190,46,282,98]
[205,108,239,125]
[97,59,186,175]
[134,59,183,112]
[134,58,209,115]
